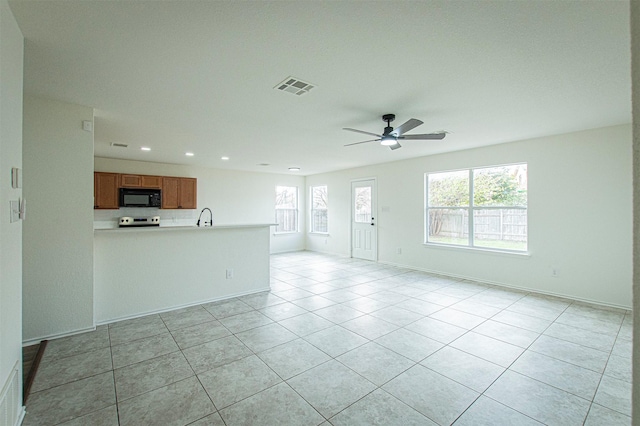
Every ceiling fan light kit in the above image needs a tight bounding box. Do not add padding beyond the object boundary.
[380,135,397,146]
[343,113,446,150]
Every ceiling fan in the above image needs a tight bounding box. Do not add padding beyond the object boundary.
[343,114,446,150]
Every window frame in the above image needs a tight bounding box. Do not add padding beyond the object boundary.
[275,185,299,234]
[425,163,528,254]
[310,185,328,234]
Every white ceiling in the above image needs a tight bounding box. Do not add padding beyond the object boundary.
[9,0,631,176]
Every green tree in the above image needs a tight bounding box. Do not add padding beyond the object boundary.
[473,167,527,206]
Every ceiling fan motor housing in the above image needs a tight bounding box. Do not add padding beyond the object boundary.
[382,114,396,135]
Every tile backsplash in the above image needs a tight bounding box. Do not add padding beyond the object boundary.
[94,208,197,229]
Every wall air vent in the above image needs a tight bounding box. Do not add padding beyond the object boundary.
[274,77,315,96]
[110,143,129,148]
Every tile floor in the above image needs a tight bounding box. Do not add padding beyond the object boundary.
[23,251,632,425]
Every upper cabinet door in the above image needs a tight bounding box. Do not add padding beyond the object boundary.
[121,174,142,187]
[94,172,119,209]
[141,175,162,188]
[162,177,180,209]
[179,178,197,209]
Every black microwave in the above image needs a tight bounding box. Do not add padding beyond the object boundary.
[119,188,162,208]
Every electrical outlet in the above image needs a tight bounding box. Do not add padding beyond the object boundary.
[551,267,559,278]
[226,269,234,279]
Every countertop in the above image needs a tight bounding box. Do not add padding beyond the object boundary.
[94,223,277,233]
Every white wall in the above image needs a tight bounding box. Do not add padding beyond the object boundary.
[0,0,24,420]
[306,125,632,308]
[23,96,95,342]
[630,0,639,421]
[94,226,271,323]
[94,157,306,253]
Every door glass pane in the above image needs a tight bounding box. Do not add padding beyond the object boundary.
[427,208,469,246]
[354,187,371,223]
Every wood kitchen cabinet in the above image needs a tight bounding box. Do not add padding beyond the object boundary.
[121,174,162,188]
[162,177,197,209]
[94,172,119,209]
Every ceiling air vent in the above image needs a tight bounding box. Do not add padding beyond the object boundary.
[275,77,315,96]
[110,142,128,148]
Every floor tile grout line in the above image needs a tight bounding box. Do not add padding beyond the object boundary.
[28,252,631,425]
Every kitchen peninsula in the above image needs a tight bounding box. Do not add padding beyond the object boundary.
[94,224,273,324]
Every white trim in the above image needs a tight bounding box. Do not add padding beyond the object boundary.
[350,177,378,261]
[377,259,631,311]
[16,407,25,426]
[309,184,328,234]
[275,185,299,233]
[423,242,530,257]
[22,325,97,347]
[0,360,25,426]
[95,287,270,326]
[23,287,272,343]
[424,163,528,254]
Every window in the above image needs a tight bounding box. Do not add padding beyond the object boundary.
[426,164,527,252]
[275,186,298,233]
[354,186,371,223]
[310,185,328,233]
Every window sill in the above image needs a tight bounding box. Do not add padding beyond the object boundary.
[309,232,329,236]
[273,231,299,236]
[423,242,530,258]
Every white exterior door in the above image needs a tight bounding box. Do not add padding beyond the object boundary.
[351,179,377,261]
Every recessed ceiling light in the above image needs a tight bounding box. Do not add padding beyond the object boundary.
[221,156,229,161]
[185,152,194,157]
[288,167,301,172]
[141,147,151,151]
[258,163,270,166]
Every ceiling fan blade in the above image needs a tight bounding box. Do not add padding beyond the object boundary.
[343,128,382,138]
[398,132,446,140]
[344,139,380,147]
[388,142,402,150]
[390,118,423,137]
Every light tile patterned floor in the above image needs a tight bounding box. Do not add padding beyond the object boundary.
[23,252,632,425]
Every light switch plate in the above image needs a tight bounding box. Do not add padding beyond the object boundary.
[82,120,93,132]
[11,168,21,188]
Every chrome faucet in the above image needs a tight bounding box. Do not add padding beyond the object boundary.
[196,207,213,227]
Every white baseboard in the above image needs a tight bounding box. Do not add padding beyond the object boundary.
[95,286,271,327]
[22,325,97,347]
[378,259,632,311]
